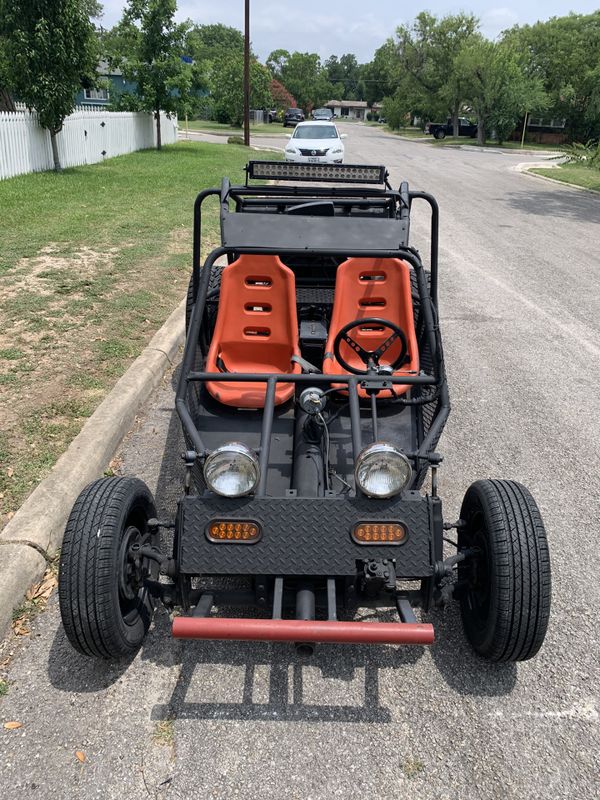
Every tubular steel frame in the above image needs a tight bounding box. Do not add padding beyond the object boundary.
[178,178,449,486]
[169,176,451,643]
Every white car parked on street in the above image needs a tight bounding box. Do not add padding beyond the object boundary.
[284,121,347,164]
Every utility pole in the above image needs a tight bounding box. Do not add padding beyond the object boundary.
[243,0,250,146]
[520,110,528,149]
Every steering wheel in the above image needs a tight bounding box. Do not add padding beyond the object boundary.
[333,317,408,375]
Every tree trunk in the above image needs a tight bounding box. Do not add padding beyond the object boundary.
[155,110,162,150]
[452,106,459,137]
[477,119,485,146]
[50,130,62,172]
[0,88,16,112]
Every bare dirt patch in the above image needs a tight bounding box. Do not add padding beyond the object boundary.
[1,245,121,301]
[0,235,189,528]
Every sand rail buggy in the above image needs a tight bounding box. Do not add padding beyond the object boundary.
[59,161,551,662]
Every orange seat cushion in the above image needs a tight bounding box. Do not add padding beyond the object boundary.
[205,255,301,408]
[323,257,419,398]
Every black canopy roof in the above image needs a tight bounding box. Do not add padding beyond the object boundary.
[221,212,410,254]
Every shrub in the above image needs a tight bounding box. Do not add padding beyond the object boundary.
[562,140,600,169]
[227,135,245,145]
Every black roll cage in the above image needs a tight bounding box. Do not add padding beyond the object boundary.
[177,177,449,490]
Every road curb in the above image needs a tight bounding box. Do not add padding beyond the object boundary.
[515,163,600,194]
[179,128,285,140]
[0,297,186,638]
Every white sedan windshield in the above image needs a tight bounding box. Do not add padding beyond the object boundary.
[293,125,338,140]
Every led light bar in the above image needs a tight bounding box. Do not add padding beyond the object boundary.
[246,161,387,184]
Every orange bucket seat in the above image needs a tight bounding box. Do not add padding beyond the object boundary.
[323,257,419,398]
[205,254,301,408]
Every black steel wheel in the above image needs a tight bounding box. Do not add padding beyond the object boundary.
[59,477,158,659]
[434,129,446,140]
[458,479,551,662]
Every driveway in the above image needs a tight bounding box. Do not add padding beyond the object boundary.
[1,123,598,800]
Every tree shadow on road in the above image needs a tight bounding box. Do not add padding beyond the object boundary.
[503,187,600,223]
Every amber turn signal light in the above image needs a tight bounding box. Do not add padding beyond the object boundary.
[207,520,261,543]
[352,522,407,544]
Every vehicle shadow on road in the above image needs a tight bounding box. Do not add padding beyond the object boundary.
[46,623,135,692]
[126,369,426,724]
[137,367,514,719]
[504,188,600,223]
[147,609,425,724]
[425,605,517,696]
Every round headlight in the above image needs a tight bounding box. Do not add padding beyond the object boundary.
[204,443,260,497]
[355,442,412,498]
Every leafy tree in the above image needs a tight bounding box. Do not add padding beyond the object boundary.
[502,12,600,142]
[0,32,16,110]
[0,0,99,169]
[270,79,295,112]
[381,71,441,129]
[361,40,398,107]
[323,53,365,100]
[271,51,333,112]
[456,39,547,144]
[182,23,256,119]
[108,0,191,149]
[394,11,479,134]
[210,53,271,127]
[324,53,363,100]
[339,53,361,99]
[185,22,244,61]
[266,49,290,82]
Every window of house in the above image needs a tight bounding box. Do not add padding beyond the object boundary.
[84,87,109,101]
[529,117,566,129]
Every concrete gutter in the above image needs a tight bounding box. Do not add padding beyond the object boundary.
[0,297,186,637]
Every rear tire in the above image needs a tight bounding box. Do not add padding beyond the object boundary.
[458,479,551,662]
[59,477,157,659]
[434,129,446,140]
[410,268,431,332]
[185,266,224,335]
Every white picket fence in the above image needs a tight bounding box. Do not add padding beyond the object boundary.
[0,106,178,180]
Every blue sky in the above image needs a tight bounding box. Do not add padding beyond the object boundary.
[98,1,599,62]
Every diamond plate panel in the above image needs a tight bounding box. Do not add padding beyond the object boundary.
[179,492,433,577]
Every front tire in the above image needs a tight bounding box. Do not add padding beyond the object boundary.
[458,479,551,662]
[59,477,157,659]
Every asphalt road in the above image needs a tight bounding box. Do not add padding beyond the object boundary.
[1,123,599,800]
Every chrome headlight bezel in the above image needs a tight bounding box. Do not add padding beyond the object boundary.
[203,442,260,498]
[354,442,412,498]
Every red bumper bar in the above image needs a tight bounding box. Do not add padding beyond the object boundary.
[172,617,434,645]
